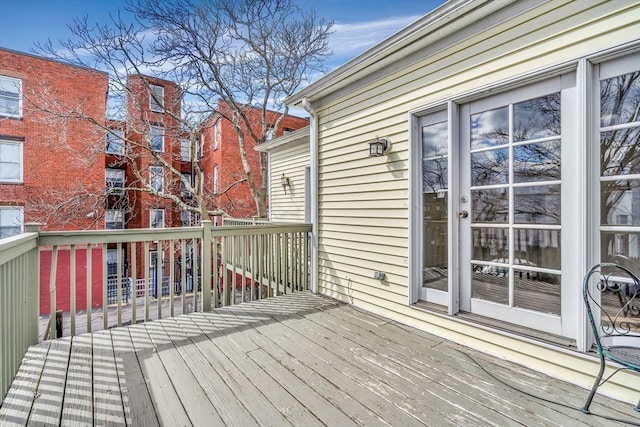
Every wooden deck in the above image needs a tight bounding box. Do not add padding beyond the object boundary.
[1,292,638,426]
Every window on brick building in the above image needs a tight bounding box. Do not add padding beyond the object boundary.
[150,125,164,152]
[214,121,220,150]
[213,165,219,194]
[105,209,124,229]
[150,209,165,228]
[0,140,22,183]
[150,166,164,193]
[149,84,164,113]
[180,138,191,162]
[180,173,192,197]
[0,76,21,118]
[266,125,275,141]
[105,168,125,194]
[0,206,23,238]
[106,129,125,155]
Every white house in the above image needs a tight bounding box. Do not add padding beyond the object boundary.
[286,0,640,404]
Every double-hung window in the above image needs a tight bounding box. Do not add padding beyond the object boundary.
[213,165,219,194]
[0,206,23,238]
[105,209,124,229]
[149,84,164,113]
[150,166,164,193]
[181,173,192,197]
[105,168,125,194]
[106,129,125,155]
[0,76,21,118]
[213,122,220,150]
[150,125,164,152]
[0,140,23,183]
[150,209,164,228]
[180,138,191,162]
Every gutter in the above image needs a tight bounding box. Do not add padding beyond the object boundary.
[301,97,318,294]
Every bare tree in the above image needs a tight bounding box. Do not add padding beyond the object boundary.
[33,0,332,224]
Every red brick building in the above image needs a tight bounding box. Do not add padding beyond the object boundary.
[0,48,108,236]
[201,101,309,219]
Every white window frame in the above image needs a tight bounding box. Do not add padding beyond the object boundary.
[105,209,124,229]
[0,140,23,183]
[150,125,164,152]
[213,165,219,194]
[0,206,23,238]
[105,168,125,194]
[181,173,192,197]
[149,84,164,113]
[0,76,22,118]
[180,138,191,162]
[149,166,164,193]
[214,121,220,150]
[150,209,165,228]
[106,129,125,155]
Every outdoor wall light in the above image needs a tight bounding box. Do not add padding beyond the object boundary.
[368,137,391,157]
[280,173,291,194]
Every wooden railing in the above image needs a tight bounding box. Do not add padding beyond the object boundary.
[0,220,311,401]
[223,217,272,226]
[0,226,40,402]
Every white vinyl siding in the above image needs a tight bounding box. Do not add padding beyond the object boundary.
[269,143,309,222]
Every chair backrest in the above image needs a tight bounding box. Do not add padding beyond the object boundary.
[583,263,640,352]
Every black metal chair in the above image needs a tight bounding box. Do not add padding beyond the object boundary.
[582,262,640,413]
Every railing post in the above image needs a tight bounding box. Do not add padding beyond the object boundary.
[202,220,212,312]
[24,223,41,342]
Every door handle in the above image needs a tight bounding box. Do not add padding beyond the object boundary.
[458,210,469,219]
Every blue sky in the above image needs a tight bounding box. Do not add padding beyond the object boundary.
[0,0,445,70]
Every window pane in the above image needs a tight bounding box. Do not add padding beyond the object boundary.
[513,185,561,225]
[0,142,21,181]
[600,71,640,127]
[600,128,640,177]
[150,85,164,112]
[107,129,124,154]
[513,228,561,270]
[423,192,448,292]
[422,121,447,158]
[513,140,561,183]
[181,139,191,161]
[513,93,561,142]
[471,149,508,186]
[471,189,509,223]
[0,207,22,238]
[151,210,164,228]
[472,227,509,261]
[150,167,163,192]
[150,126,164,151]
[470,106,508,149]
[423,158,448,192]
[601,179,640,226]
[0,76,21,117]
[601,231,640,276]
[472,263,509,305]
[514,272,560,315]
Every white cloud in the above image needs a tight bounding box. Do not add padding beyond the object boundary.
[328,15,422,63]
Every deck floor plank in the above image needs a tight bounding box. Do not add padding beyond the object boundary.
[194,309,325,426]
[167,316,260,427]
[3,292,640,426]
[182,312,296,427]
[315,307,577,427]
[60,334,93,426]
[143,320,223,426]
[125,324,192,427]
[28,337,71,426]
[92,330,127,426]
[110,327,154,427]
[0,343,51,427]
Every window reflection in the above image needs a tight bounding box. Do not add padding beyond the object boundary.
[472,189,509,222]
[514,185,561,225]
[471,106,508,149]
[513,93,561,141]
[471,149,509,186]
[513,140,561,182]
[601,71,640,127]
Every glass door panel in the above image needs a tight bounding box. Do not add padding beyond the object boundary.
[422,116,449,302]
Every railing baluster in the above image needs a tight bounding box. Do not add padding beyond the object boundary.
[169,239,175,317]
[181,239,186,314]
[70,244,76,336]
[86,244,92,333]
[144,241,150,323]
[48,246,58,340]
[102,243,108,330]
[116,242,123,327]
[202,221,212,312]
[157,240,162,321]
[131,242,137,325]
